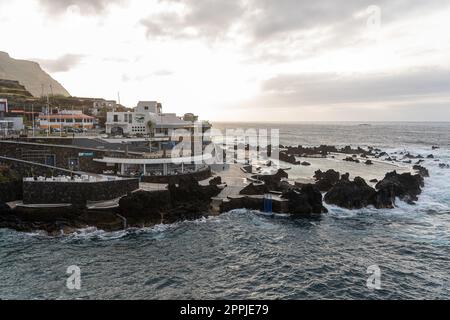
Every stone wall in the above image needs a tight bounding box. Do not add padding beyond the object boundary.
[0,181,22,202]
[0,156,76,177]
[141,166,212,184]
[0,140,128,174]
[23,178,139,207]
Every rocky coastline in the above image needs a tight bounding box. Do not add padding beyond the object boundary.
[0,176,222,236]
[0,144,441,235]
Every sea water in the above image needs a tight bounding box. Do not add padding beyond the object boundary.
[1,122,450,299]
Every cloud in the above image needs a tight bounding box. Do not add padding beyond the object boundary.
[255,68,450,108]
[140,0,450,64]
[140,0,245,39]
[35,54,85,73]
[121,69,173,82]
[38,0,125,15]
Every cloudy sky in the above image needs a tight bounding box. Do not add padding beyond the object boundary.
[1,0,449,121]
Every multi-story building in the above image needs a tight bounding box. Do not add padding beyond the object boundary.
[105,101,211,137]
[37,110,96,130]
[90,99,117,116]
[0,117,24,134]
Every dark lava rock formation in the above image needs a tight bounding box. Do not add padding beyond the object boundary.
[222,184,327,216]
[251,169,289,190]
[313,169,341,192]
[324,171,425,209]
[324,177,377,209]
[281,184,328,215]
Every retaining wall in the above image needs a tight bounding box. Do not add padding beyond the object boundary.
[23,178,140,207]
[0,140,127,173]
[141,166,212,184]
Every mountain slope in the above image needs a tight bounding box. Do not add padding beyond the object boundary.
[0,51,70,97]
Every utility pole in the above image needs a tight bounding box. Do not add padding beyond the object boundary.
[32,104,35,137]
[46,94,50,137]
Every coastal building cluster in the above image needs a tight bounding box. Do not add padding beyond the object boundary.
[0,88,217,212]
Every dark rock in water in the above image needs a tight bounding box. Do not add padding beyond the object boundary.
[344,157,360,163]
[240,183,268,195]
[371,187,396,209]
[323,170,426,210]
[252,169,289,191]
[432,146,440,150]
[341,173,350,181]
[404,153,424,160]
[375,171,424,205]
[222,184,326,216]
[120,176,221,225]
[365,160,374,165]
[313,169,340,192]
[439,163,450,169]
[340,146,369,155]
[168,176,220,202]
[209,176,222,186]
[370,179,378,183]
[220,196,264,213]
[413,165,429,178]
[324,177,377,209]
[284,145,338,157]
[416,160,425,164]
[281,184,328,215]
[278,180,294,193]
[427,154,435,159]
[119,190,169,223]
[301,161,311,166]
[403,160,412,164]
[279,151,300,165]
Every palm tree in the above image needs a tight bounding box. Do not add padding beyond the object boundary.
[147,120,155,138]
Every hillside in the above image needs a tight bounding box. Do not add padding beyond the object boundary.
[0,51,70,97]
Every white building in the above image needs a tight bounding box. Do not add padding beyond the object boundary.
[38,110,95,130]
[0,117,24,134]
[105,101,210,137]
[90,99,117,116]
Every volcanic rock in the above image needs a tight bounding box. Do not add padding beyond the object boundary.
[413,165,429,178]
[324,177,377,209]
[313,169,340,192]
[375,171,424,205]
[209,176,222,186]
[281,184,328,215]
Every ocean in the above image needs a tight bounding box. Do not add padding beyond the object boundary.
[1,122,450,299]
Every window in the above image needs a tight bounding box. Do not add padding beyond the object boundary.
[114,115,119,122]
